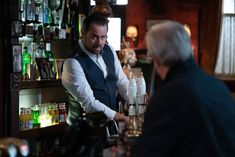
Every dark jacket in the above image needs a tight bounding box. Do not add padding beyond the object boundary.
[131,57,235,157]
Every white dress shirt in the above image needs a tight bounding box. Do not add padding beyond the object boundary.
[62,40,129,120]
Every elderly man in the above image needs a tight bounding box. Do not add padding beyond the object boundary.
[131,21,235,157]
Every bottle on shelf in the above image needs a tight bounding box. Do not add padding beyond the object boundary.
[48,104,55,125]
[25,108,33,130]
[34,26,46,58]
[53,103,60,124]
[39,104,52,128]
[22,46,31,80]
[19,107,26,131]
[43,0,52,26]
[58,103,67,123]
[32,104,40,128]
[30,40,38,80]
[45,42,55,74]
[26,0,34,22]
[34,0,43,23]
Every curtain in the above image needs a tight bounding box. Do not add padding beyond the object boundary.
[200,0,222,75]
[215,15,235,76]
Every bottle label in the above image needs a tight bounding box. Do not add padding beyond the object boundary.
[59,114,65,123]
[55,114,60,123]
[28,120,33,129]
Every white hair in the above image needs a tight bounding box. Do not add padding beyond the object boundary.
[146,20,193,67]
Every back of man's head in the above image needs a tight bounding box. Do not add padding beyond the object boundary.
[146,20,193,67]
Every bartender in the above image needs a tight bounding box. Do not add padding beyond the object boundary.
[62,14,129,126]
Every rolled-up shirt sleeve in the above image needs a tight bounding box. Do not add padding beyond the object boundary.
[62,58,116,119]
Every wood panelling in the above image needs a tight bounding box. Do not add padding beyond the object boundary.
[125,0,201,63]
[0,0,3,137]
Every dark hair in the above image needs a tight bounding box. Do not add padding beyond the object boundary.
[82,14,109,32]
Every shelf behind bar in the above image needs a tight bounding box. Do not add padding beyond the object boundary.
[20,79,62,89]
[18,123,69,139]
[223,79,235,92]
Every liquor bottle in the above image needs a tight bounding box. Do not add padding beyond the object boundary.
[25,108,33,130]
[26,0,34,21]
[43,0,52,26]
[48,103,55,125]
[58,103,67,123]
[30,40,38,80]
[32,104,40,128]
[53,103,60,124]
[45,43,55,73]
[19,107,26,130]
[39,104,52,127]
[37,31,46,58]
[21,46,31,79]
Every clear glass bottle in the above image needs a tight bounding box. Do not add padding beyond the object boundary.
[58,103,67,123]
[19,107,26,130]
[43,0,52,26]
[53,103,60,124]
[26,108,33,130]
[30,40,38,80]
[45,43,55,72]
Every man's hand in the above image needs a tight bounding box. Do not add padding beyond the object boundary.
[114,112,130,124]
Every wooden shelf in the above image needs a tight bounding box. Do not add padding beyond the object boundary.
[18,123,69,139]
[222,79,235,92]
[20,79,62,89]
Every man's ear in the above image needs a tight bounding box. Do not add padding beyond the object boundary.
[152,56,169,80]
[152,56,161,69]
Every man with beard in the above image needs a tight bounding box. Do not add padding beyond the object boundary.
[62,14,129,127]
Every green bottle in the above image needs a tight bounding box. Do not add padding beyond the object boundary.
[32,104,40,128]
[22,46,31,78]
